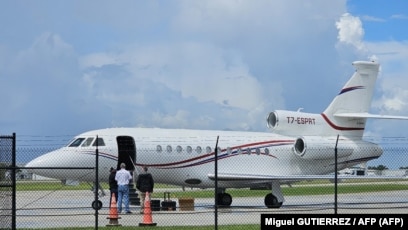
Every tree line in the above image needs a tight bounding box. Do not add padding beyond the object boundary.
[368,164,408,170]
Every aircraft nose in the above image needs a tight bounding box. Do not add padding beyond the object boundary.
[25,150,62,179]
[25,148,97,181]
[26,156,43,168]
[26,151,54,168]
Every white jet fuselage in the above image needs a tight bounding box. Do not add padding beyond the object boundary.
[28,127,382,188]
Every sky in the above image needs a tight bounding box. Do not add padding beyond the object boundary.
[1,0,408,168]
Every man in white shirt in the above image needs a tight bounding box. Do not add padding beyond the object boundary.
[115,163,133,214]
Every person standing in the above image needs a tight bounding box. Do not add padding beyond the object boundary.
[108,167,118,206]
[136,166,154,214]
[115,163,132,214]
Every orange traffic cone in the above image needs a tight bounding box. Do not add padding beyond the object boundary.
[106,195,121,227]
[139,192,157,226]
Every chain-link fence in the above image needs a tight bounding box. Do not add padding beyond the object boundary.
[0,134,15,230]
[6,137,408,229]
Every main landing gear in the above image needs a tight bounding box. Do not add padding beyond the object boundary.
[216,188,233,206]
[216,181,284,208]
[264,193,283,208]
[264,181,284,208]
[263,181,284,208]
[217,192,232,206]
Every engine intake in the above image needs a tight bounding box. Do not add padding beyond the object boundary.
[293,137,306,157]
[292,137,353,160]
[266,111,278,129]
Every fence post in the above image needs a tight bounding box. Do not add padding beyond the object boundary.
[94,135,99,230]
[334,134,339,214]
[214,135,219,230]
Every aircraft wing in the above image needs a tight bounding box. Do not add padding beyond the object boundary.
[207,173,408,181]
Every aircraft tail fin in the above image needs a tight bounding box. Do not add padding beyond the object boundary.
[323,61,408,138]
[324,61,380,118]
[266,60,408,137]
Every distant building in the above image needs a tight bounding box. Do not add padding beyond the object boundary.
[339,166,366,176]
[340,166,408,177]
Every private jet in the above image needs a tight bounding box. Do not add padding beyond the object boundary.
[26,60,408,208]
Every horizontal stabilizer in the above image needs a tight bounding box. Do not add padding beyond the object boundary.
[334,112,408,120]
[208,173,408,181]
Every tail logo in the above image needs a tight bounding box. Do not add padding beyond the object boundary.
[339,86,365,95]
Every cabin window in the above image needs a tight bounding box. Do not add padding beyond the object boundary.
[186,146,193,153]
[92,138,106,147]
[166,145,172,153]
[156,145,162,152]
[176,145,182,153]
[69,138,85,147]
[82,137,94,147]
[196,146,202,154]
[216,147,222,154]
[246,148,251,155]
[256,148,261,155]
[226,147,232,154]
[265,148,270,155]
[206,146,212,153]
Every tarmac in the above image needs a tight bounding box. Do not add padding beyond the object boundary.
[14,188,408,228]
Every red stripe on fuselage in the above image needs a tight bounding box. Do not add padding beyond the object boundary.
[321,113,364,131]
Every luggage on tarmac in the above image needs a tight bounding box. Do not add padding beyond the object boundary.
[161,192,176,211]
[150,199,161,211]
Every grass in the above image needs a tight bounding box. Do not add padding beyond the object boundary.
[15,180,408,198]
[283,183,408,195]
[20,225,259,230]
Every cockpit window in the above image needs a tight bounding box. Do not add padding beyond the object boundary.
[81,137,94,147]
[68,138,85,147]
[92,138,106,147]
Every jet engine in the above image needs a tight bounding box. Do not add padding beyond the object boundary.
[292,136,353,160]
[266,110,322,136]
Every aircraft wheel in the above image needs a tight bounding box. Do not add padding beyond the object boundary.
[217,193,232,206]
[264,193,282,208]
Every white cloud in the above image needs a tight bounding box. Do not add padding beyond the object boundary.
[367,41,408,117]
[3,0,408,139]
[79,53,119,69]
[152,110,191,128]
[361,15,386,22]
[391,14,408,20]
[336,13,366,51]
[124,42,264,110]
[366,41,408,63]
[382,96,407,111]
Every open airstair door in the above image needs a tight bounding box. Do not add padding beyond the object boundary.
[116,136,136,171]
